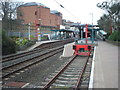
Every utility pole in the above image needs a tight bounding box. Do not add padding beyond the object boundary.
[28,22,31,40]
[80,26,83,40]
[90,13,94,43]
[38,19,42,41]
[37,28,41,41]
[92,13,94,43]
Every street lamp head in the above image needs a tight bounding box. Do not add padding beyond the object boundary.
[89,13,93,15]
[38,19,41,21]
[28,22,31,25]
[37,28,40,31]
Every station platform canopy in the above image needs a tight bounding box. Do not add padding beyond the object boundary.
[88,27,100,31]
[79,24,100,31]
[51,29,74,32]
[71,24,99,27]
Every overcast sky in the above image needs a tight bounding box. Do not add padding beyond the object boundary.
[16,0,107,24]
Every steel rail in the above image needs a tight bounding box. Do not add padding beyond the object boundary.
[42,55,77,89]
[2,42,62,63]
[2,48,42,63]
[42,53,91,89]
[2,46,63,79]
[75,52,91,89]
[2,39,74,63]
[2,46,63,70]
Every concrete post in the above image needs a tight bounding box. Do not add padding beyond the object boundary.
[28,23,31,40]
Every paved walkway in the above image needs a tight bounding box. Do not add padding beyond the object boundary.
[93,41,118,88]
[27,40,58,51]
[17,40,59,54]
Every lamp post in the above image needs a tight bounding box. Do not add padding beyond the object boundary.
[89,13,94,43]
[28,22,31,40]
[37,19,42,41]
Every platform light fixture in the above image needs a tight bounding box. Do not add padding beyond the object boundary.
[89,13,94,43]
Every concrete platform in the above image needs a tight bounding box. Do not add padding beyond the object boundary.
[61,40,118,88]
[16,40,59,54]
[27,40,58,51]
[93,41,118,88]
[26,39,118,88]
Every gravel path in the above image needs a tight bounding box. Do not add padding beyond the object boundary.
[3,51,71,88]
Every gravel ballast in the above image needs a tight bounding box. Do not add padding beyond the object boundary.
[3,51,71,88]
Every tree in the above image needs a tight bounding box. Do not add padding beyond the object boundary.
[109,2,120,31]
[97,0,120,33]
[2,30,16,55]
[0,0,24,31]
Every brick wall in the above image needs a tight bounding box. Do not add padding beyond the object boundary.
[18,6,37,24]
[17,5,62,28]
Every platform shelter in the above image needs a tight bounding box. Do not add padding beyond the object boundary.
[51,29,74,40]
[78,24,101,43]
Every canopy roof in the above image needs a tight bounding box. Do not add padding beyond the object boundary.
[51,29,74,32]
[20,2,49,8]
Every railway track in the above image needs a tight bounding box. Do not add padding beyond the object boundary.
[2,39,74,63]
[1,42,61,63]
[41,52,93,89]
[2,46,64,80]
[2,48,43,63]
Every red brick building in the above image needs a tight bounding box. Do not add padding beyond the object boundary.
[17,2,62,35]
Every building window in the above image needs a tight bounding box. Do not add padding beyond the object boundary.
[35,11,37,15]
[50,20,51,24]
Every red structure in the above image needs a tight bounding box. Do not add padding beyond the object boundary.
[73,44,92,56]
[73,24,94,56]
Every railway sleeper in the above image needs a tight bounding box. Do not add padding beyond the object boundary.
[58,77,78,80]
[62,71,80,74]
[54,80,77,85]
[65,69,82,72]
[51,83,75,88]
[80,81,89,86]
[60,74,80,77]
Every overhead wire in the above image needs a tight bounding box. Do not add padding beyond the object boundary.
[54,0,81,22]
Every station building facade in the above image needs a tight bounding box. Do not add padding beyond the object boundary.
[16,2,62,40]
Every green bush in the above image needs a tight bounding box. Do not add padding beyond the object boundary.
[15,38,36,51]
[108,31,120,41]
[10,36,19,39]
[41,36,49,41]
[15,38,29,46]
[2,30,16,55]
